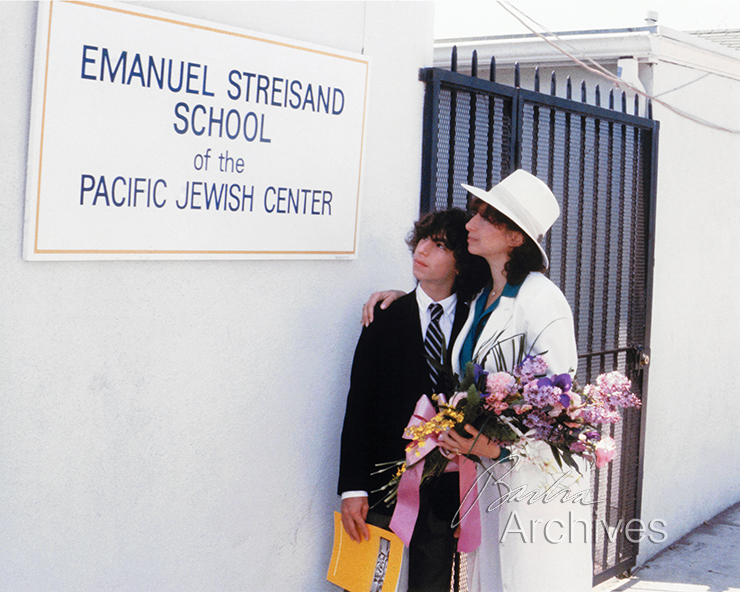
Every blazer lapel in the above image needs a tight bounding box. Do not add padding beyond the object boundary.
[445,300,469,369]
[450,300,470,349]
[472,294,519,370]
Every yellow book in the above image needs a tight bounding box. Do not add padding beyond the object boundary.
[327,512,405,592]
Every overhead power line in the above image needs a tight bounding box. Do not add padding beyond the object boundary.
[496,1,740,135]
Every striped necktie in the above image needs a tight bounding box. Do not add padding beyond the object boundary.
[424,303,445,387]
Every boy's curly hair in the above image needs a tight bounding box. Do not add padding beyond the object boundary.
[406,208,490,301]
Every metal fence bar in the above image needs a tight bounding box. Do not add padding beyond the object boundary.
[617,99,641,566]
[559,86,572,291]
[447,84,458,209]
[608,103,621,376]
[545,72,557,266]
[572,81,588,363]
[586,110,601,381]
[486,59,496,190]
[467,52,478,188]
[531,74,540,178]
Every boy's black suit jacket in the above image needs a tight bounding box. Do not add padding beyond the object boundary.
[338,290,471,516]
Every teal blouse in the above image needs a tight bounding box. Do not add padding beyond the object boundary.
[459,281,522,368]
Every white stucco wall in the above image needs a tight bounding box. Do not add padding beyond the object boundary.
[0,2,433,591]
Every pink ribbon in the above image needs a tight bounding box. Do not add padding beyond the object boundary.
[456,455,481,552]
[389,395,482,553]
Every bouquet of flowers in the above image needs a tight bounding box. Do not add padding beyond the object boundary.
[374,355,641,507]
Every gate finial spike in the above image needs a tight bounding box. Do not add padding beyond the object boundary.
[490,56,496,82]
[550,71,556,96]
[595,85,601,107]
[581,80,587,103]
[472,50,478,78]
[514,62,520,88]
[534,67,540,92]
[451,45,458,72]
[566,77,572,100]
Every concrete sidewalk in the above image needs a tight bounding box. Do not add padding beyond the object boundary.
[594,501,740,592]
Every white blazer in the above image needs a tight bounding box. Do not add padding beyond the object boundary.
[451,271,578,377]
[451,272,592,592]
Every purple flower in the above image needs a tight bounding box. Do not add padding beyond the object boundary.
[569,440,588,453]
[525,378,565,409]
[537,376,554,388]
[513,355,548,382]
[579,405,620,424]
[552,373,572,392]
[522,410,555,440]
[473,363,489,392]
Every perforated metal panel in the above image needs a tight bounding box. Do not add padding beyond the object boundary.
[420,64,658,585]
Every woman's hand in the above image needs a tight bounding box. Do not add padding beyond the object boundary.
[439,424,501,460]
[361,290,406,326]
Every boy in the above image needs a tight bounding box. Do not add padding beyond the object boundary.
[337,208,487,592]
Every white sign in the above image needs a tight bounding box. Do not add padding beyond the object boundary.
[24,1,370,260]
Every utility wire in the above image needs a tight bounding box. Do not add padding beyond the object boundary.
[497,1,740,135]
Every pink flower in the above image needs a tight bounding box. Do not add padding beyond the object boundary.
[548,402,565,417]
[485,399,509,414]
[594,436,617,468]
[597,371,631,393]
[486,372,516,398]
[566,392,583,420]
[568,392,582,409]
[484,372,516,414]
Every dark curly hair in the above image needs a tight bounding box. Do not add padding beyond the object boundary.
[406,208,490,301]
[468,197,545,286]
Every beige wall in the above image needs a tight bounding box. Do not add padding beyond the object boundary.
[0,2,434,590]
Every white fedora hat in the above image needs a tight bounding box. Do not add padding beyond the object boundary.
[462,169,560,268]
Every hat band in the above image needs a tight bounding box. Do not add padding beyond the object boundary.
[495,185,546,241]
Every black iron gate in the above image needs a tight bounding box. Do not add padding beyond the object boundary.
[420,50,658,585]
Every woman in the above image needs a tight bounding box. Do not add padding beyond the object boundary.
[364,170,592,592]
